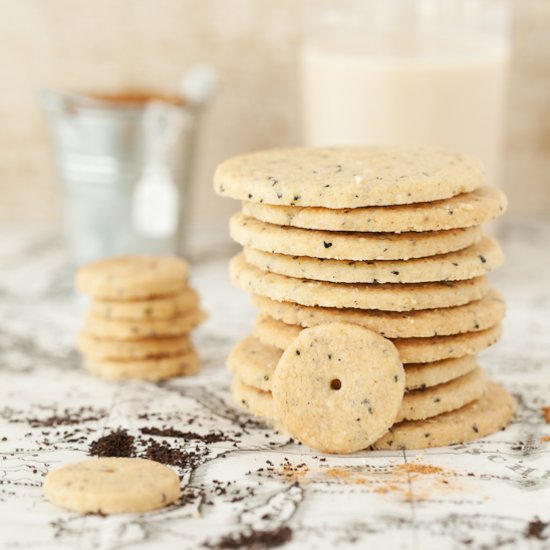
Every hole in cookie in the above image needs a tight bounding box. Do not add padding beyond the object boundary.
[330,379,342,391]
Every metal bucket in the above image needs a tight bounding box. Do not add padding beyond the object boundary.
[40,89,204,265]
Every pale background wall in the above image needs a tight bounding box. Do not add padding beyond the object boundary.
[0,0,549,240]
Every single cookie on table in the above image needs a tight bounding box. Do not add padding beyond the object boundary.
[396,368,486,422]
[228,336,479,393]
[271,323,405,454]
[253,289,505,339]
[372,381,516,450]
[243,235,503,284]
[77,255,189,300]
[90,288,200,321]
[78,332,191,360]
[231,213,482,261]
[85,348,200,381]
[215,146,484,208]
[43,457,180,514]
[83,309,206,340]
[253,315,502,364]
[241,186,507,233]
[231,254,490,312]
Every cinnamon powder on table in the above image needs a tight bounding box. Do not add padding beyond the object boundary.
[320,462,458,502]
[90,91,185,107]
[393,463,444,475]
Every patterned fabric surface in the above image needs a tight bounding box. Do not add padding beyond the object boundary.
[0,218,549,549]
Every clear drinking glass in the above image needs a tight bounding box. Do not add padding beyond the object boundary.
[302,0,510,186]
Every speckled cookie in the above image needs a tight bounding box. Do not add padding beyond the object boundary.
[77,255,189,299]
[234,365,484,425]
[396,368,486,422]
[78,332,191,360]
[215,146,484,208]
[242,186,506,233]
[227,336,281,392]
[85,349,200,381]
[372,381,516,450]
[236,378,515,451]
[395,324,502,363]
[229,336,478,393]
[243,235,502,284]
[404,355,479,390]
[232,376,278,420]
[253,289,505,338]
[272,323,405,454]
[253,315,502,364]
[231,213,482,261]
[231,255,490,312]
[43,457,180,514]
[83,309,206,340]
[90,288,200,321]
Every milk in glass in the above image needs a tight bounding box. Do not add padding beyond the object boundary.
[301,1,509,185]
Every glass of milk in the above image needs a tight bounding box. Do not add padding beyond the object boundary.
[301,0,510,186]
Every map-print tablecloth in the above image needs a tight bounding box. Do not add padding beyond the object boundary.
[0,217,549,549]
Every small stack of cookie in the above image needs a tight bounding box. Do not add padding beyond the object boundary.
[76,256,205,381]
[215,146,516,452]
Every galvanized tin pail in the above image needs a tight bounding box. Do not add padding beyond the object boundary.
[40,89,205,265]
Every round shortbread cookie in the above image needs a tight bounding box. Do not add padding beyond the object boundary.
[395,325,502,363]
[77,255,189,300]
[90,288,200,321]
[83,309,206,341]
[243,235,502,284]
[85,349,200,381]
[396,368,486,422]
[78,333,191,360]
[227,336,281,392]
[372,381,516,450]
[215,146,484,208]
[253,316,502,364]
[272,323,405,454]
[231,255,489,312]
[404,355,479,391]
[233,366,485,425]
[242,186,506,233]
[231,213,482,261]
[43,457,180,514]
[235,379,516,451]
[253,289,505,338]
[232,376,278,420]
[229,336,478,393]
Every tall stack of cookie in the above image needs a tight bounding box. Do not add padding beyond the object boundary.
[215,147,516,452]
[76,256,206,381]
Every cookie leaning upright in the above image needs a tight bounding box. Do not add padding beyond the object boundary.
[215,145,515,453]
[272,323,405,453]
[76,255,206,381]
